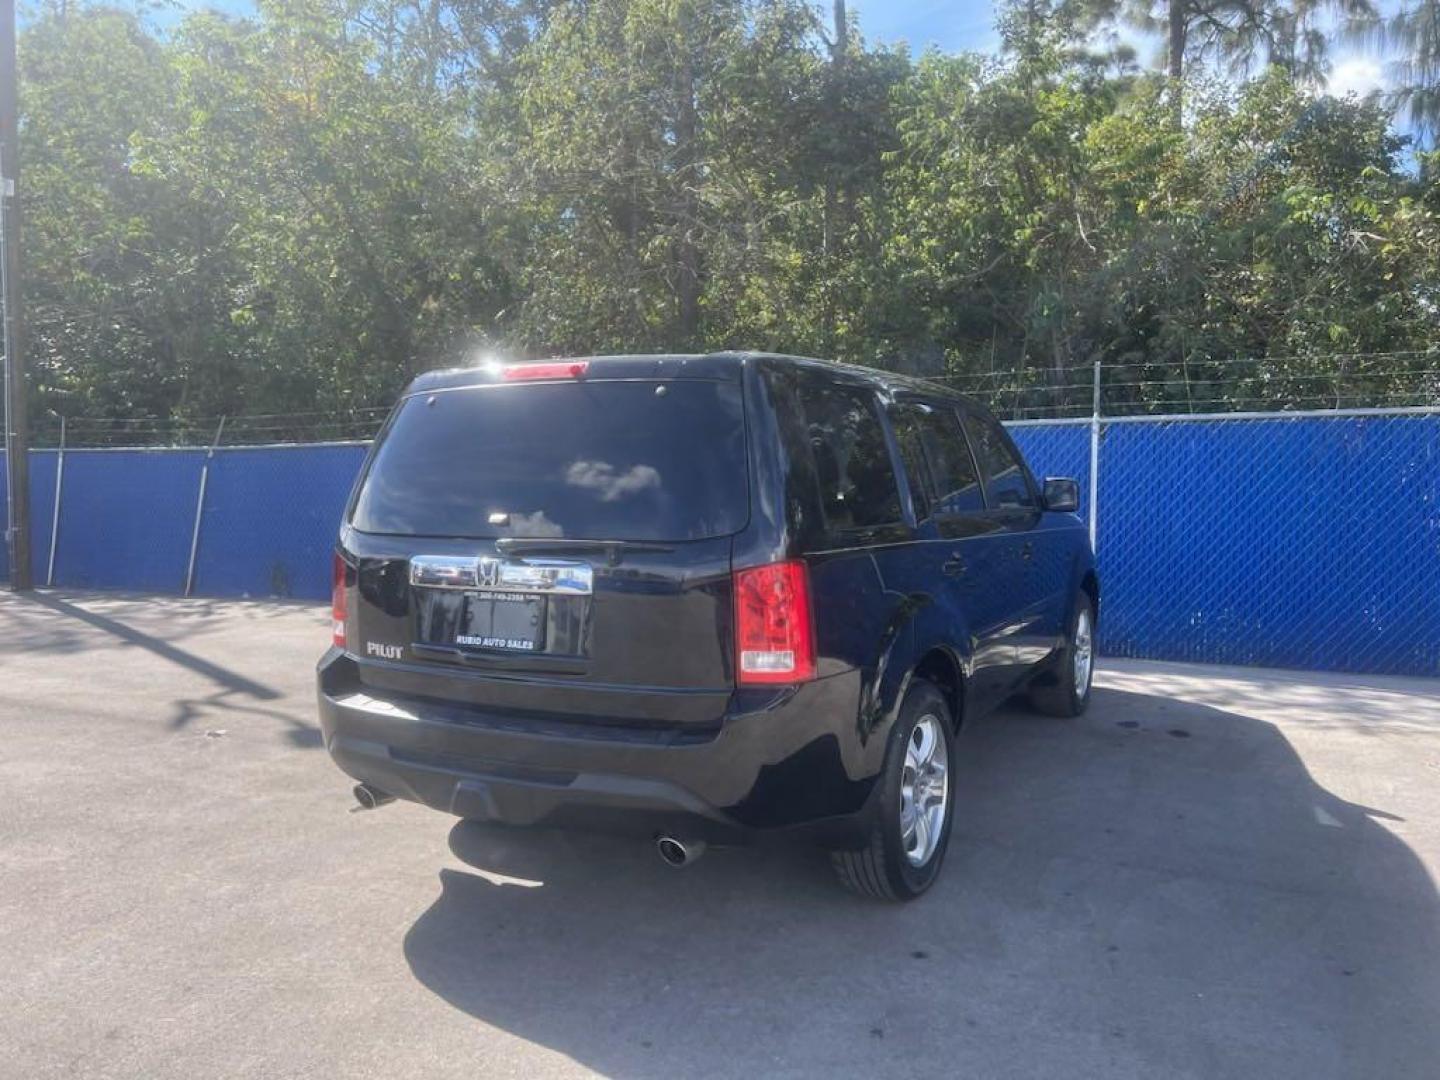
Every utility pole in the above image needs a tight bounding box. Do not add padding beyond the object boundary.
[820,0,847,356]
[0,0,31,590]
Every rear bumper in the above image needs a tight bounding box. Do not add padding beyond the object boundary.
[317,650,880,846]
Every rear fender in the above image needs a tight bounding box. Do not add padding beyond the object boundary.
[855,589,974,773]
[856,592,922,748]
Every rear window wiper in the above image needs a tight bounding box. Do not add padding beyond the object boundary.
[494,538,677,566]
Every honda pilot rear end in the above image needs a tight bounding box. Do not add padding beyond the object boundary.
[318,355,839,845]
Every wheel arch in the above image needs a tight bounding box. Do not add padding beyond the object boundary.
[1080,568,1100,622]
[910,647,966,733]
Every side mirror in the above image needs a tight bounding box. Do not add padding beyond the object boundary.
[1043,477,1080,514]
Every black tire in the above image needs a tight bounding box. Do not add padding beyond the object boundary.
[831,679,957,901]
[1029,591,1096,718]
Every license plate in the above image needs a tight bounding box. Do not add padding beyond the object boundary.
[454,591,544,651]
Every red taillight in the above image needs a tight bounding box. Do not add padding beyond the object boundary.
[331,553,348,648]
[734,560,815,685]
[502,360,589,381]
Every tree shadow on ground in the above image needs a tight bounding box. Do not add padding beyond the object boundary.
[19,592,278,699]
[10,592,321,748]
[402,686,1440,1079]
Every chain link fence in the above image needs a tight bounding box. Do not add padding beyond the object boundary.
[1008,411,1440,675]
[931,350,1440,420]
[0,443,367,597]
[3,356,1439,676]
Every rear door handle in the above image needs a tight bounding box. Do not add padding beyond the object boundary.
[942,554,967,577]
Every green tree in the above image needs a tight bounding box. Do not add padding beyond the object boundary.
[144,0,522,409]
[1068,0,1371,115]
[13,0,1438,428]
[509,0,854,355]
[1376,0,1440,151]
[21,3,226,417]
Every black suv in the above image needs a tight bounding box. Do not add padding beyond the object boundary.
[319,352,1097,899]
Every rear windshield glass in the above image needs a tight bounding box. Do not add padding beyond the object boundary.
[350,379,749,541]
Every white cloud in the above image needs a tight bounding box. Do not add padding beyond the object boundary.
[504,511,563,537]
[564,461,661,503]
[1328,55,1387,98]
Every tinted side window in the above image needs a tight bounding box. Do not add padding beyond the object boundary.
[795,380,902,531]
[887,406,931,521]
[962,411,1036,510]
[913,405,985,515]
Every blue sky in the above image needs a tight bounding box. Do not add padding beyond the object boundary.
[850,0,1001,54]
[162,0,1007,47]
[155,0,1390,98]
[852,0,1388,96]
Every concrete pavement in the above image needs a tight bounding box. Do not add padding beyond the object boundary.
[2,591,1438,1079]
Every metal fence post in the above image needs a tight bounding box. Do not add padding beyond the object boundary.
[45,414,63,586]
[1088,361,1101,553]
[184,416,226,597]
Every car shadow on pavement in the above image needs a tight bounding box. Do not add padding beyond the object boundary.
[402,687,1440,1079]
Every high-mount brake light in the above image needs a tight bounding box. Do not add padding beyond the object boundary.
[734,560,816,685]
[502,361,590,381]
[331,553,348,648]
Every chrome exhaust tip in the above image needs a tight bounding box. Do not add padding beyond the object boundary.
[656,834,706,868]
[352,782,395,810]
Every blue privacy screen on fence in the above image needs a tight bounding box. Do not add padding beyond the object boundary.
[1088,414,1440,675]
[2,445,364,599]
[0,451,59,585]
[193,445,368,599]
[1007,424,1092,523]
[4,412,1439,675]
[54,450,207,593]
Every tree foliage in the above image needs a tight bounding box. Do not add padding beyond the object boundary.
[17,0,1440,423]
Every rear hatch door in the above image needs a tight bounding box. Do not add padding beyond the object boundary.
[343,367,748,731]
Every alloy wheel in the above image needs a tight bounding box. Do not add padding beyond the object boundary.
[900,714,949,867]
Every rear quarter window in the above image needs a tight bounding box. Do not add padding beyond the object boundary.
[791,377,902,532]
